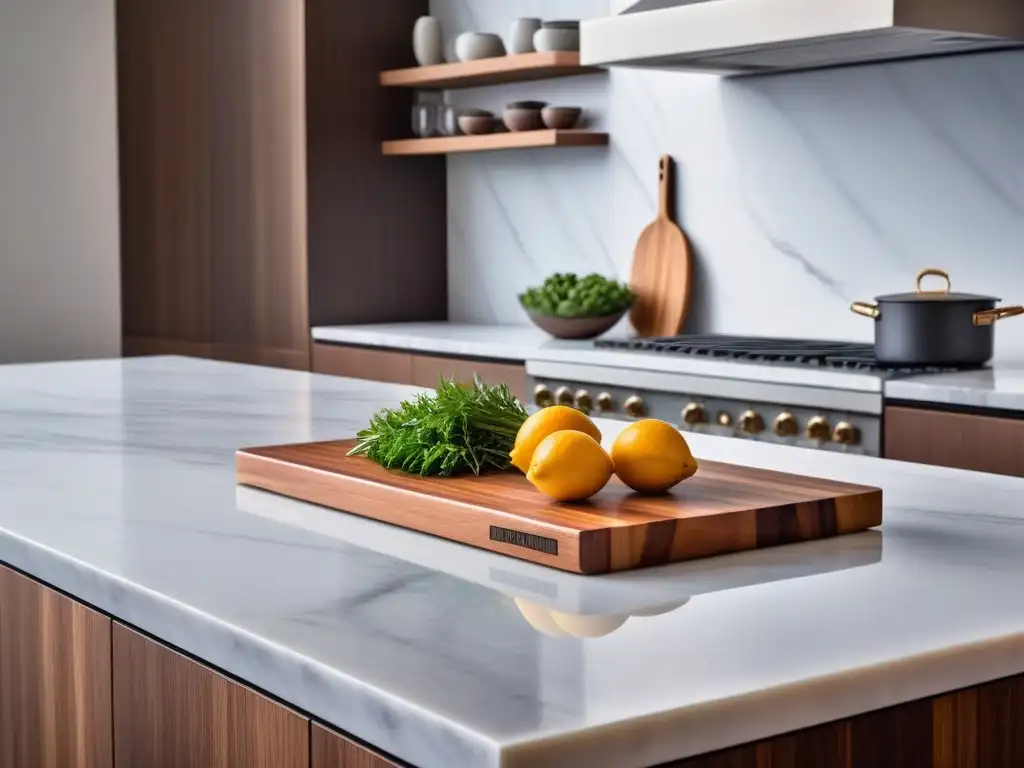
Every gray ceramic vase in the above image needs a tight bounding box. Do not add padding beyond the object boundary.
[509,18,542,54]
[413,16,444,66]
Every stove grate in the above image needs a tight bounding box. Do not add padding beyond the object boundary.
[595,335,975,374]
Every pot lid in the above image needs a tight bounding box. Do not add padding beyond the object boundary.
[875,269,997,303]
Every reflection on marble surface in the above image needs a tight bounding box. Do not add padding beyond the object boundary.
[7,358,1024,767]
[238,484,883,623]
[886,363,1024,411]
[432,1,1024,358]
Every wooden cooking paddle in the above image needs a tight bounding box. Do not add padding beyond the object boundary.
[629,155,693,338]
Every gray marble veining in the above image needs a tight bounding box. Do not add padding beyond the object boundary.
[6,357,1024,767]
[430,1,1024,359]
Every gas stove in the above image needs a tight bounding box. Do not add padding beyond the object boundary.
[525,334,981,458]
[595,334,968,375]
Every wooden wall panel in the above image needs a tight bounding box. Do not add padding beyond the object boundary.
[111,623,308,768]
[884,405,1024,478]
[304,0,447,327]
[312,723,400,768]
[0,564,113,768]
[117,0,310,367]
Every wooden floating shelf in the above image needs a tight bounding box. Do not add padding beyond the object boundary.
[379,52,602,89]
[381,130,609,157]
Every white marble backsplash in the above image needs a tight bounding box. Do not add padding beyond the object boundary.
[429,1,1024,358]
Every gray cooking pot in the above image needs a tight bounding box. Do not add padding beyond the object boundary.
[851,268,1023,367]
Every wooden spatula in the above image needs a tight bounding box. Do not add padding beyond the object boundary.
[629,155,693,338]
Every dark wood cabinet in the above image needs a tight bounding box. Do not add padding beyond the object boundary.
[311,342,527,401]
[0,564,113,768]
[671,675,1024,767]
[7,560,1024,767]
[312,723,400,768]
[885,405,1024,478]
[117,0,446,370]
[411,354,527,402]
[111,623,308,768]
[312,343,414,386]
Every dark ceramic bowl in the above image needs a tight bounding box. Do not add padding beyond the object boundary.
[541,106,582,130]
[459,108,494,118]
[506,100,548,110]
[458,115,498,135]
[543,20,580,30]
[504,107,545,132]
[525,309,627,339]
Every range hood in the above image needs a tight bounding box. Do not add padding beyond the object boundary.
[581,0,1024,74]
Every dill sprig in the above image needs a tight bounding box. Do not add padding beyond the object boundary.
[347,376,529,476]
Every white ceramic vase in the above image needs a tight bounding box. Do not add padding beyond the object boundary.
[412,16,444,66]
[533,27,580,53]
[454,32,506,62]
[509,18,542,54]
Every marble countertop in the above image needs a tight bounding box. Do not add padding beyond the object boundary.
[314,322,1024,412]
[885,363,1024,412]
[5,357,1024,767]
[312,322,885,393]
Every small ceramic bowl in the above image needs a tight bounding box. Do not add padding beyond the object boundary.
[525,309,627,340]
[504,107,545,132]
[454,32,506,62]
[541,106,582,130]
[458,114,498,135]
[507,100,548,110]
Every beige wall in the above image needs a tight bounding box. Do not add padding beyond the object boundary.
[0,0,120,363]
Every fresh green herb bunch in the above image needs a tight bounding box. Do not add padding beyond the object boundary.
[519,272,635,318]
[347,376,528,476]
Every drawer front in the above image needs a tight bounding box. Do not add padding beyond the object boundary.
[885,406,1024,477]
[312,343,413,385]
[411,354,526,401]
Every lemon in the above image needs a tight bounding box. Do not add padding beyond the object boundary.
[526,430,614,502]
[611,419,698,494]
[509,405,602,474]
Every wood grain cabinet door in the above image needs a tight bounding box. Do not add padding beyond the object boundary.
[111,623,308,768]
[0,564,113,768]
[312,723,400,767]
[312,343,413,385]
[411,354,527,402]
[884,406,1024,478]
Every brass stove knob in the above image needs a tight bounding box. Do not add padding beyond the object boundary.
[806,416,832,441]
[596,392,614,413]
[574,389,592,414]
[833,421,861,446]
[554,386,574,406]
[739,410,765,435]
[681,402,708,426]
[624,395,646,418]
[773,412,799,437]
[534,384,553,408]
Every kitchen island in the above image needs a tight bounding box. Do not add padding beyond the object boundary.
[3,357,1024,768]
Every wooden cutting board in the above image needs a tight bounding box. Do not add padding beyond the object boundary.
[629,154,693,337]
[236,440,882,575]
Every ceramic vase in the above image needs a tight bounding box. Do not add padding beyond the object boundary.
[509,18,542,54]
[412,16,444,66]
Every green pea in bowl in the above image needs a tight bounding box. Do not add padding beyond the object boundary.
[519,273,635,340]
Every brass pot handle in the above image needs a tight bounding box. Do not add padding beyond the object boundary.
[916,268,951,295]
[851,302,880,320]
[973,306,1024,326]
